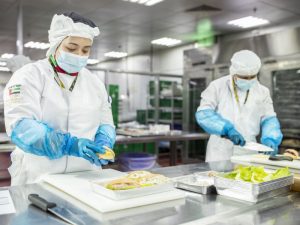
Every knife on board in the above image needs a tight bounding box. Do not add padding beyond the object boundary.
[28,194,85,225]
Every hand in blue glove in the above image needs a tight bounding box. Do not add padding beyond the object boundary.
[226,128,246,146]
[68,138,108,166]
[262,139,278,156]
[11,118,109,165]
[94,124,116,163]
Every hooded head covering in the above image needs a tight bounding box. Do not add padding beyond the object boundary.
[46,12,100,57]
[229,50,261,76]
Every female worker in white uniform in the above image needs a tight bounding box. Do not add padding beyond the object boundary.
[4,12,116,185]
[195,50,283,162]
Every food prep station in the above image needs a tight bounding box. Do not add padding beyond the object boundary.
[1,161,299,225]
[0,0,300,224]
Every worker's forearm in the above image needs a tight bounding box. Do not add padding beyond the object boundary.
[11,118,74,159]
[261,116,283,146]
[195,109,234,136]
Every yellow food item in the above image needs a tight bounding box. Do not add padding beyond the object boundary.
[97,147,115,160]
[284,149,299,160]
[105,171,170,191]
[105,178,140,190]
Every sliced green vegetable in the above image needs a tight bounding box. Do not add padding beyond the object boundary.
[222,166,290,183]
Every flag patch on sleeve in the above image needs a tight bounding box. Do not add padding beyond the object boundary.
[8,85,21,95]
[6,84,22,105]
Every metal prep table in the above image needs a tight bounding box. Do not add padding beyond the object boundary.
[116,132,209,166]
[0,132,209,185]
[0,132,209,166]
[1,161,300,225]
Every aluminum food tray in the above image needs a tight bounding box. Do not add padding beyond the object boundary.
[173,171,216,194]
[214,174,294,203]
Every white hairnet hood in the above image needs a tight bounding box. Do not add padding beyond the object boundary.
[229,50,261,76]
[46,13,100,57]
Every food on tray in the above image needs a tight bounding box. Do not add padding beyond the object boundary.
[126,170,152,179]
[138,174,170,185]
[97,146,115,160]
[283,149,299,159]
[222,165,290,183]
[105,178,140,190]
[105,171,170,190]
[206,171,218,177]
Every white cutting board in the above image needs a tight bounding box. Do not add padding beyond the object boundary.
[42,169,186,213]
[231,155,300,173]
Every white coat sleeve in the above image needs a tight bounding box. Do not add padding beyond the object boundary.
[98,82,114,127]
[261,88,276,121]
[197,82,219,111]
[4,64,43,136]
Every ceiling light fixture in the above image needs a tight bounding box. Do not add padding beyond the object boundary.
[151,37,182,47]
[0,66,9,72]
[87,59,100,65]
[228,16,269,28]
[104,51,128,58]
[1,53,14,59]
[24,41,50,50]
[0,62,7,66]
[122,0,164,6]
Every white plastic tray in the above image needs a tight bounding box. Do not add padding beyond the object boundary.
[91,180,175,200]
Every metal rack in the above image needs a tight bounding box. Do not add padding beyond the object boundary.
[146,79,183,129]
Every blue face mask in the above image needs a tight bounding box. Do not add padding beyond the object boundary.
[235,77,257,91]
[56,50,88,73]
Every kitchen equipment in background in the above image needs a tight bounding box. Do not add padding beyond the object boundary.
[108,84,119,127]
[173,171,216,194]
[118,152,157,171]
[147,80,183,130]
[272,67,300,153]
[148,124,170,134]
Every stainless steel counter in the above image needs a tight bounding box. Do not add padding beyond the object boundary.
[0,162,299,225]
[0,132,209,166]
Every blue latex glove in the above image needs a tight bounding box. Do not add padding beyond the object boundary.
[226,127,246,146]
[262,139,278,156]
[261,116,283,155]
[68,138,106,166]
[195,109,245,146]
[195,109,234,136]
[94,124,116,163]
[11,118,106,165]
